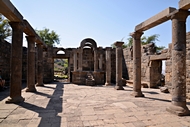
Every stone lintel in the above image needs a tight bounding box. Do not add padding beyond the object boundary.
[0,0,23,22]
[23,20,36,36]
[23,20,47,49]
[179,0,190,10]
[135,7,176,32]
[114,41,124,47]
[35,36,47,49]
[150,53,168,61]
[53,54,69,59]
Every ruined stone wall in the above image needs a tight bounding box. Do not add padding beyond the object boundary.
[123,43,162,88]
[0,39,27,84]
[165,32,190,93]
[43,46,54,83]
[0,39,11,82]
[165,43,172,90]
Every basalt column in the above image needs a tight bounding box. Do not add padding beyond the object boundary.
[73,49,77,71]
[114,42,124,90]
[6,22,25,103]
[26,36,36,92]
[78,48,83,71]
[36,44,44,86]
[94,50,98,71]
[166,10,190,116]
[131,32,144,97]
[105,47,112,86]
[99,47,103,71]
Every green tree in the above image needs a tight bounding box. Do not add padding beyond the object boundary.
[36,28,60,46]
[112,34,165,53]
[0,14,11,40]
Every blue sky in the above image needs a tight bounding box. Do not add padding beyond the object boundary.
[11,0,190,48]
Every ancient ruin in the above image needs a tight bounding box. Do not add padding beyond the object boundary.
[0,0,190,118]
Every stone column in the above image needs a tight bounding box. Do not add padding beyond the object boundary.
[26,36,37,92]
[94,50,98,71]
[73,49,77,71]
[105,47,112,86]
[36,43,44,86]
[6,22,25,103]
[130,31,144,97]
[78,48,83,71]
[99,54,103,70]
[114,42,124,90]
[98,47,103,71]
[166,10,190,116]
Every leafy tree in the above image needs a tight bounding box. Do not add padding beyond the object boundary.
[36,28,60,46]
[112,34,165,53]
[0,14,11,40]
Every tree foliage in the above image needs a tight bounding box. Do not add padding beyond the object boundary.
[0,14,11,40]
[112,34,165,53]
[36,28,60,46]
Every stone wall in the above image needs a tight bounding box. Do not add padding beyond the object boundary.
[0,39,28,84]
[43,46,54,83]
[0,39,11,83]
[123,43,162,88]
[165,32,190,94]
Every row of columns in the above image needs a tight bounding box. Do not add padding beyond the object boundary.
[6,22,44,104]
[103,9,190,116]
[73,48,103,72]
[131,10,190,115]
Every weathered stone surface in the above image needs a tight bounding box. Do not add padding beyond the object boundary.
[150,53,167,60]
[160,87,169,93]
[135,7,176,31]
[0,0,23,21]
[167,9,190,116]
[131,32,144,96]
[114,41,124,90]
[179,0,190,10]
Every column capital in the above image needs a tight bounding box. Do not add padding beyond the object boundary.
[9,21,25,30]
[106,47,112,51]
[114,41,124,47]
[169,9,189,21]
[25,36,36,42]
[130,31,144,39]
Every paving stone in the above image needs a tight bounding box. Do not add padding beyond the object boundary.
[0,82,190,127]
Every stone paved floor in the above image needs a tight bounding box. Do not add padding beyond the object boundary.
[0,81,190,127]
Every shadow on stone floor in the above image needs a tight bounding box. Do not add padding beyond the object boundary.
[144,96,171,103]
[17,81,64,127]
[0,82,27,101]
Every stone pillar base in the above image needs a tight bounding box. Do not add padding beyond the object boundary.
[131,91,144,97]
[115,85,124,90]
[105,82,112,86]
[36,83,44,87]
[166,104,190,116]
[5,96,25,104]
[25,87,37,92]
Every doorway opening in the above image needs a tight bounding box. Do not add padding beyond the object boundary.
[54,58,68,80]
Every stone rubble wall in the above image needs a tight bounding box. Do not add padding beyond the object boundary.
[165,32,190,94]
[0,39,11,82]
[0,39,28,84]
[122,43,162,88]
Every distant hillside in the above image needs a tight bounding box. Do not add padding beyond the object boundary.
[54,59,68,71]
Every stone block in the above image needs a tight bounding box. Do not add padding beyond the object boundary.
[135,7,176,31]
[165,73,171,82]
[179,0,190,10]
[165,60,172,66]
[165,66,172,73]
